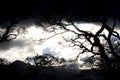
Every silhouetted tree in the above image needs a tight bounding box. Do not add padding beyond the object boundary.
[39,16,120,72]
[26,54,61,67]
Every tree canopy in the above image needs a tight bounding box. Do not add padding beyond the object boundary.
[0,0,120,22]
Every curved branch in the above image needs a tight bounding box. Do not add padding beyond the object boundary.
[0,19,20,43]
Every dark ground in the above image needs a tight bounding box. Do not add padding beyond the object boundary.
[0,60,120,80]
[0,60,105,80]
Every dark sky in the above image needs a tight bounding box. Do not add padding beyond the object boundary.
[0,0,120,22]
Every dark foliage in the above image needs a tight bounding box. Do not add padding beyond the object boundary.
[26,54,60,67]
[0,0,120,23]
[0,57,104,80]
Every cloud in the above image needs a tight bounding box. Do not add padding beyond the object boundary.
[0,25,45,61]
[2,39,27,49]
[0,22,106,63]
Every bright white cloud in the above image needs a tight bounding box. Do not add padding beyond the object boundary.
[75,23,102,34]
[1,22,116,64]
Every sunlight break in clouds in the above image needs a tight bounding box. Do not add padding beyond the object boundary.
[0,22,103,63]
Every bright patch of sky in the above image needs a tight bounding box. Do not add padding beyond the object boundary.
[0,21,120,65]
